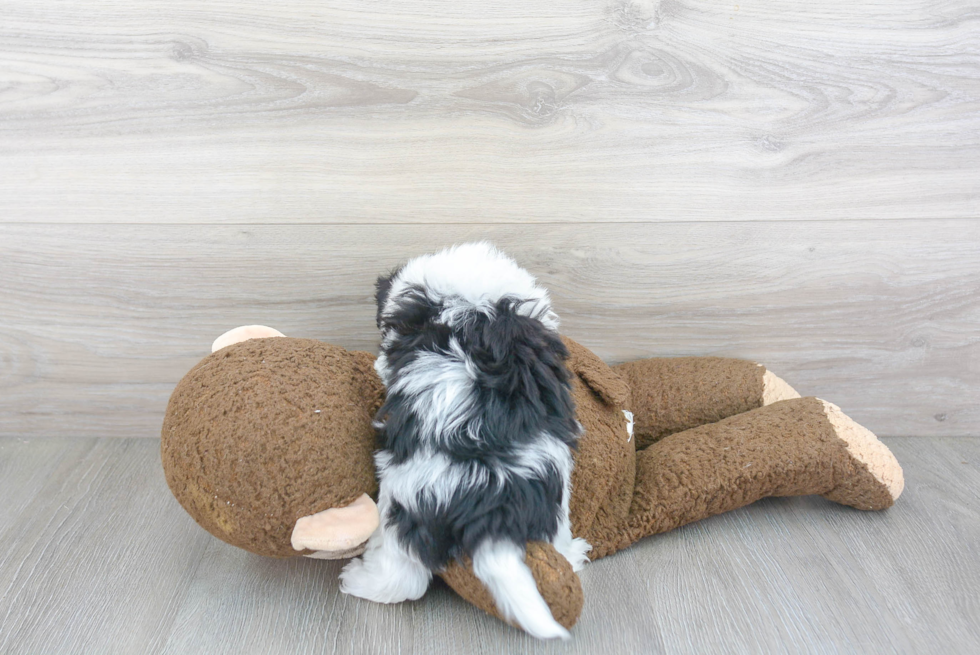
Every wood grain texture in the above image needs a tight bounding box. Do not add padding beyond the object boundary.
[0,439,214,654]
[1,0,978,223]
[1,221,977,439]
[1,437,977,654]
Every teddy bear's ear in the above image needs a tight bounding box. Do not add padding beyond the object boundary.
[561,336,631,407]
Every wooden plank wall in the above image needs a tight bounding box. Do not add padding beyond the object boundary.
[1,0,978,438]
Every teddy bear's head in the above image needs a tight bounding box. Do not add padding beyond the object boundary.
[161,327,639,562]
[161,335,384,558]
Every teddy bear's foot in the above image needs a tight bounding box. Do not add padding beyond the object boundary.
[819,400,904,510]
[761,368,801,404]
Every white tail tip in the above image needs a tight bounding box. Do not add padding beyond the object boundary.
[471,540,570,640]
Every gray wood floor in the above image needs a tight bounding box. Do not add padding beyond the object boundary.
[0,436,977,654]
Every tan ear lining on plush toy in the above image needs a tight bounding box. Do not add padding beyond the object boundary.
[211,325,286,353]
[291,493,381,559]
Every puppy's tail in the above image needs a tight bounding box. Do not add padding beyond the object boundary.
[471,540,570,640]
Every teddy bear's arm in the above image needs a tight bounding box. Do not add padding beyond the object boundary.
[438,542,583,632]
[591,396,904,559]
[613,357,800,450]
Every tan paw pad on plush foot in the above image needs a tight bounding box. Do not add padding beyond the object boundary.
[820,400,905,510]
[758,365,802,405]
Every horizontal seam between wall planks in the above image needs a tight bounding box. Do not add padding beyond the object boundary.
[2,217,979,227]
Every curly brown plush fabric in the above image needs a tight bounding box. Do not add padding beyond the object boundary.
[560,337,636,551]
[161,338,384,557]
[595,396,902,559]
[161,334,903,634]
[614,357,766,449]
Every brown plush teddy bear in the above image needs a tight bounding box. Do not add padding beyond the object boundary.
[161,326,903,633]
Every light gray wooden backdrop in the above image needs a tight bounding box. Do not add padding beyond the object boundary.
[1,0,978,439]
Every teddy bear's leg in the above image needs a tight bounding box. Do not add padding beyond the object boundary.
[613,357,801,449]
[439,541,584,633]
[590,397,903,559]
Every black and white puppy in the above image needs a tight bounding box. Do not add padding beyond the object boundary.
[339,242,590,640]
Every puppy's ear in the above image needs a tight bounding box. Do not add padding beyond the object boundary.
[375,267,402,329]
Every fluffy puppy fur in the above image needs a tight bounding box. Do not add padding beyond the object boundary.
[339,242,590,640]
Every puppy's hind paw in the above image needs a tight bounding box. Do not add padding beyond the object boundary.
[555,537,591,572]
[339,554,431,604]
